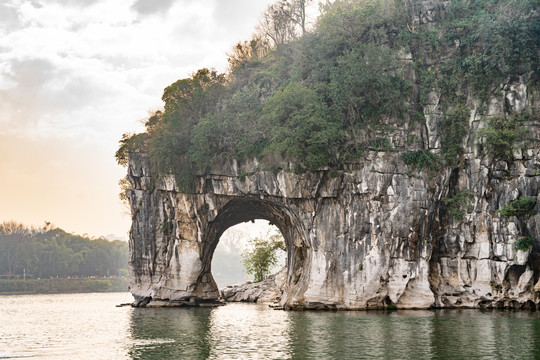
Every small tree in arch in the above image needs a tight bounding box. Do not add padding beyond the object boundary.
[242,231,285,282]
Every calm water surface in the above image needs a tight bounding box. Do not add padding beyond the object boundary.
[1,292,540,359]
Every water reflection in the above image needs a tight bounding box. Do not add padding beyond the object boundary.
[127,304,540,360]
[207,303,292,359]
[287,310,438,359]
[427,309,540,359]
[4,293,538,359]
[128,306,213,359]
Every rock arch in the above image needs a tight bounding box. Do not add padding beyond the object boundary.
[127,133,540,310]
[202,198,308,303]
[126,153,438,309]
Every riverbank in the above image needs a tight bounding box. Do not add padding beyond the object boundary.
[0,277,129,295]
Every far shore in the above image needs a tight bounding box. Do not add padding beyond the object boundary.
[0,277,129,295]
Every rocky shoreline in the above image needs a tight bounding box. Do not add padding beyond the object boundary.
[220,268,286,305]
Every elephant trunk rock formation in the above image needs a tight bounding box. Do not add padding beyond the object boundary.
[125,1,540,309]
[126,75,540,309]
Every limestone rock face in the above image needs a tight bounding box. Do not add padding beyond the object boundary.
[126,76,540,309]
[126,2,539,309]
[127,149,446,309]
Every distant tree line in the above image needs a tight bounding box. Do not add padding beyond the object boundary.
[0,221,128,279]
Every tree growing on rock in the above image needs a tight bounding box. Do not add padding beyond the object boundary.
[242,232,285,282]
[279,0,312,35]
[256,0,315,48]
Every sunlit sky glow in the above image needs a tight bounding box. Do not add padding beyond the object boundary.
[0,0,276,239]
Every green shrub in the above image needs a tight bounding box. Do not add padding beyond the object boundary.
[439,0,540,101]
[401,150,439,172]
[115,132,149,166]
[238,172,248,182]
[497,197,537,217]
[242,233,285,283]
[478,112,530,160]
[190,84,265,167]
[441,106,470,167]
[260,82,343,171]
[329,44,410,126]
[515,236,534,252]
[160,221,173,235]
[443,189,473,221]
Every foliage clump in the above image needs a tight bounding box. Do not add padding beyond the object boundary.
[477,112,531,160]
[497,197,537,217]
[401,150,439,172]
[441,105,470,168]
[442,189,474,221]
[435,0,540,102]
[116,0,540,189]
[242,232,285,283]
[515,236,534,252]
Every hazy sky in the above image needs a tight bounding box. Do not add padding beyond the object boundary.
[0,0,276,239]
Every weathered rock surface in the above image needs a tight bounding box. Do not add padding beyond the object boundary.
[127,103,539,310]
[126,1,540,310]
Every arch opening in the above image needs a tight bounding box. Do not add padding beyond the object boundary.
[202,198,308,303]
[211,220,285,288]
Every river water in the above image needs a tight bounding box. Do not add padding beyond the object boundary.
[1,292,540,359]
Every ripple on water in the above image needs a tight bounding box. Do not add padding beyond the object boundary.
[1,294,540,359]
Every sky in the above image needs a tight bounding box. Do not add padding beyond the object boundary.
[0,0,277,240]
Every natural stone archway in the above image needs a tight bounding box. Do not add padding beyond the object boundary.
[126,152,439,309]
[127,149,540,309]
[210,220,284,290]
[126,75,539,310]
[200,198,308,305]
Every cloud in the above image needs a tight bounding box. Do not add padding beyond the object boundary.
[47,0,101,7]
[131,0,177,16]
[0,1,22,32]
[213,0,270,36]
[0,57,116,133]
[0,0,282,238]
[4,58,56,90]
[0,58,58,129]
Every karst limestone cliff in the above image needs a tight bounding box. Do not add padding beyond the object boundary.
[127,71,539,309]
[124,0,539,309]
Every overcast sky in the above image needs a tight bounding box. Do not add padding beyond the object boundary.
[0,0,277,239]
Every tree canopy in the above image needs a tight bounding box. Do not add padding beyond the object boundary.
[116,0,540,190]
[242,232,285,283]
